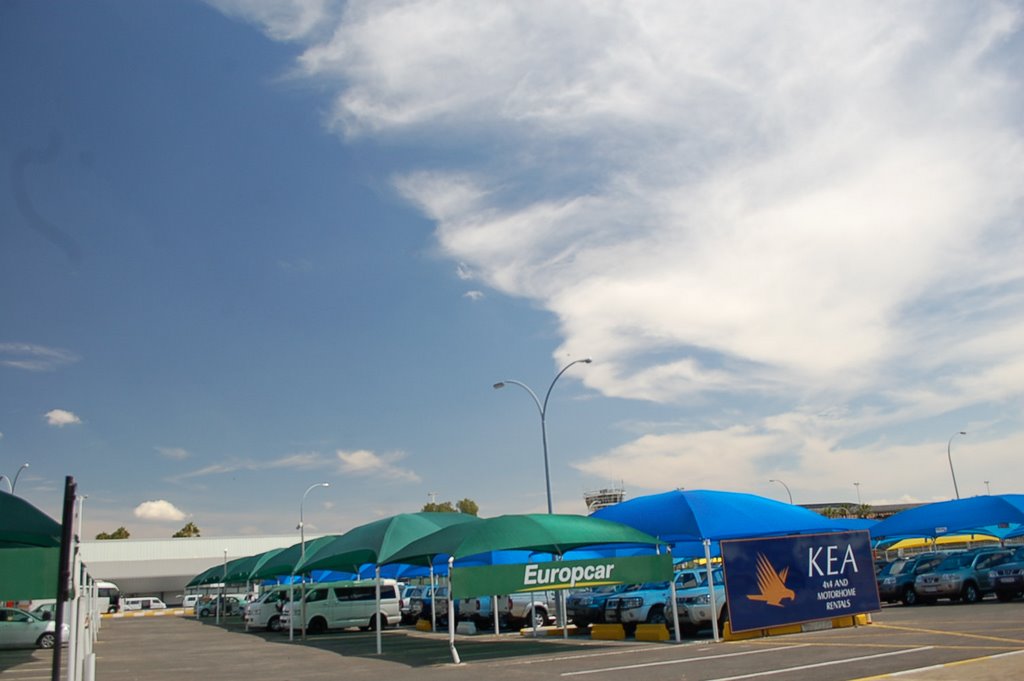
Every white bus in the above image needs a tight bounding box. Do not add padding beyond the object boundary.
[94,580,122,613]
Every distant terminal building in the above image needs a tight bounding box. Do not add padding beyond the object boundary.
[80,534,322,604]
[584,485,626,514]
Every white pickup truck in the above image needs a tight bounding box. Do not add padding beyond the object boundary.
[459,591,558,629]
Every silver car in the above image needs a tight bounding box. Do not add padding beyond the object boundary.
[0,607,69,649]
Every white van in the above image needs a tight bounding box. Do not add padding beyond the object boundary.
[280,580,401,634]
[121,597,167,611]
[243,586,292,631]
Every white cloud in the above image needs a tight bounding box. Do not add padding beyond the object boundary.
[463,290,484,301]
[336,449,420,483]
[133,500,187,522]
[45,409,82,427]
[0,343,79,371]
[215,1,1024,497]
[156,447,190,460]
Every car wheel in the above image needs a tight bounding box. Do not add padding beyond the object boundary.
[107,606,118,614]
[645,605,667,625]
[307,617,327,635]
[530,607,548,628]
[962,583,980,604]
[901,587,918,606]
[267,615,282,632]
[37,633,56,649]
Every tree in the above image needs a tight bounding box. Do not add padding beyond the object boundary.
[95,526,130,540]
[172,522,201,538]
[421,498,479,515]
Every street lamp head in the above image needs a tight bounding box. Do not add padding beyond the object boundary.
[493,382,505,390]
[581,358,593,364]
[960,431,967,435]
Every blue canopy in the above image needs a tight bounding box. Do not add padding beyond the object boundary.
[592,489,848,542]
[869,494,1024,540]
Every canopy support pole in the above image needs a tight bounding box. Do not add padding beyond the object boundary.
[668,546,681,642]
[429,565,437,632]
[492,595,499,634]
[448,557,461,664]
[375,566,382,655]
[288,581,295,641]
[704,539,720,642]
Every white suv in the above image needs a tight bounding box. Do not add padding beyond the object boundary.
[243,586,291,631]
[604,570,704,635]
[280,580,401,634]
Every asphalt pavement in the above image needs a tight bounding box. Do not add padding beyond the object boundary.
[2,600,1021,680]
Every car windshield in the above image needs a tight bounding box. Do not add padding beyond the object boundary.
[938,553,974,570]
[880,559,910,576]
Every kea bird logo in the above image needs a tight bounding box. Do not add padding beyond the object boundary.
[746,553,796,607]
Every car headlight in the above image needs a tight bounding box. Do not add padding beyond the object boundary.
[882,577,895,585]
[575,596,593,606]
[940,574,959,583]
[617,597,643,609]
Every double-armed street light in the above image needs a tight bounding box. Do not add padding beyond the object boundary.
[493,359,592,515]
[0,463,30,494]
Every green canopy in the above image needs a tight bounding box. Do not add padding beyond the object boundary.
[294,512,481,574]
[0,491,62,548]
[0,546,61,600]
[222,553,265,584]
[186,563,225,588]
[0,492,63,600]
[248,536,335,581]
[385,513,665,565]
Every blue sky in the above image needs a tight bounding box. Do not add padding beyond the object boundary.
[2,1,1022,540]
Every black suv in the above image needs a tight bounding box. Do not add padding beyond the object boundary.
[876,553,945,606]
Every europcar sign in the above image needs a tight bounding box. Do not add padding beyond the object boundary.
[722,531,880,633]
[451,554,671,600]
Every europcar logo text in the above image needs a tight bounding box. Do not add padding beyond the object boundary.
[522,563,617,590]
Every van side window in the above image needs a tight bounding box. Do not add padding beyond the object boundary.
[352,587,376,602]
[306,588,329,603]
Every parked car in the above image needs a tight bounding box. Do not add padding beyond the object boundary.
[672,568,726,635]
[459,591,557,629]
[399,584,420,624]
[914,548,1014,603]
[280,580,401,634]
[243,586,292,631]
[989,547,1024,602]
[604,570,704,635]
[122,597,167,611]
[566,584,637,629]
[0,607,69,649]
[195,593,247,617]
[877,553,945,606]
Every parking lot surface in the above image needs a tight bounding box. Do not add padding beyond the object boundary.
[2,601,1022,680]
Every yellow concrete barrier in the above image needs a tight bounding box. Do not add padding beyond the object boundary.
[590,623,626,640]
[415,619,433,632]
[635,624,670,641]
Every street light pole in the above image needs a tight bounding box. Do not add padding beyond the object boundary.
[494,358,592,514]
[296,482,329,641]
[768,479,793,504]
[854,482,862,505]
[947,431,966,500]
[12,463,29,492]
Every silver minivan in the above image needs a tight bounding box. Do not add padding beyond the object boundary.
[280,580,401,634]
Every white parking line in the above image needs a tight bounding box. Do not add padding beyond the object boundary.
[560,644,811,676]
[703,646,934,681]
